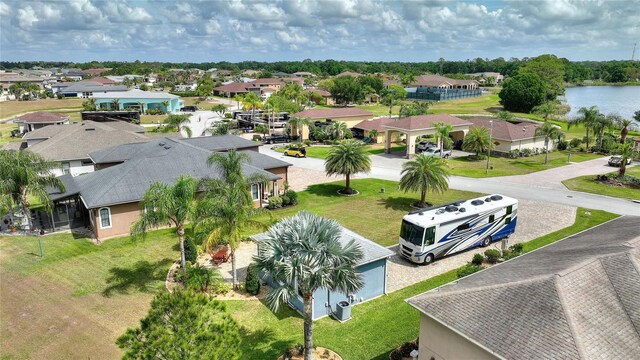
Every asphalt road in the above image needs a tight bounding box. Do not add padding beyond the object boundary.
[260,145,640,216]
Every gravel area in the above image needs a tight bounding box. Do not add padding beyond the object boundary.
[385,199,576,292]
[286,166,352,191]
[198,241,257,284]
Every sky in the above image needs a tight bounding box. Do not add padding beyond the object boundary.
[1,0,639,63]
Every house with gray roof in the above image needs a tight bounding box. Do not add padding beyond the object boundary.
[14,112,70,133]
[253,225,394,320]
[49,136,291,240]
[20,120,148,177]
[57,81,127,98]
[406,216,640,360]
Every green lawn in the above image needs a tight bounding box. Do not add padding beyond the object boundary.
[448,151,602,178]
[275,143,406,159]
[562,166,640,200]
[0,98,84,119]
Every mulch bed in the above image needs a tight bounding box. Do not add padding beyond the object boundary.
[277,347,342,360]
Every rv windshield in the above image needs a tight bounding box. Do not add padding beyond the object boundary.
[400,219,425,247]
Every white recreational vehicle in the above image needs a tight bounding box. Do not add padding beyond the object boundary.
[398,194,518,264]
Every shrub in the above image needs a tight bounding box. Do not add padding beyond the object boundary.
[284,190,298,205]
[457,264,483,279]
[399,340,418,357]
[224,112,232,119]
[267,196,283,209]
[484,249,501,264]
[389,350,403,360]
[245,262,261,295]
[557,139,568,151]
[569,138,582,148]
[508,150,520,159]
[471,253,484,266]
[211,281,231,295]
[510,243,524,253]
[184,237,198,263]
[281,194,290,205]
[521,148,533,157]
[304,140,313,147]
[185,263,221,293]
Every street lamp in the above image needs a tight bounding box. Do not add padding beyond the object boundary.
[485,120,493,174]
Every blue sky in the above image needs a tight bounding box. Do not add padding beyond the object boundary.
[1,0,638,63]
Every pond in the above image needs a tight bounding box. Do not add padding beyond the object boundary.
[563,86,640,124]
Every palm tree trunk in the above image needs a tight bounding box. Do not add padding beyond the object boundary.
[585,128,590,149]
[231,248,237,289]
[303,295,314,360]
[620,162,627,177]
[177,225,187,278]
[19,193,32,231]
[544,138,549,165]
[420,190,426,208]
[621,128,628,144]
[345,173,351,194]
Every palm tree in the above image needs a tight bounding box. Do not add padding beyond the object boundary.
[399,73,416,87]
[253,211,363,360]
[534,122,564,164]
[289,116,311,140]
[496,111,515,121]
[617,143,636,177]
[0,150,65,231]
[433,122,454,153]
[130,176,198,278]
[110,99,120,110]
[462,127,492,157]
[368,129,379,143]
[233,94,244,109]
[569,106,601,150]
[164,114,192,138]
[617,118,634,144]
[197,149,268,288]
[325,140,371,195]
[399,155,450,208]
[161,100,170,112]
[326,121,349,140]
[211,104,227,117]
[532,101,564,122]
[242,92,262,125]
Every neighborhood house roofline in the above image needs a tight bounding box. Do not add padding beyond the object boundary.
[383,114,471,131]
[293,108,374,119]
[92,89,179,99]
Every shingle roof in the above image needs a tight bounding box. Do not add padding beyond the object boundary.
[407,216,640,360]
[23,121,148,162]
[293,107,373,119]
[252,226,394,266]
[15,112,70,124]
[180,135,258,152]
[384,114,471,131]
[468,117,540,141]
[60,81,127,93]
[353,117,396,131]
[53,137,284,208]
[92,89,179,99]
[336,71,362,77]
[412,75,479,87]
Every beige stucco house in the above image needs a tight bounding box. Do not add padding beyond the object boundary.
[467,117,550,155]
[291,107,374,140]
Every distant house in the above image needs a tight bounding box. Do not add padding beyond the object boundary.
[253,226,394,320]
[411,75,479,90]
[213,78,285,98]
[292,71,317,78]
[93,89,183,113]
[352,117,396,143]
[465,72,504,84]
[174,83,197,92]
[54,81,128,98]
[291,107,374,140]
[306,88,335,105]
[633,137,640,151]
[336,71,363,78]
[49,136,291,240]
[14,112,70,133]
[82,68,111,77]
[406,216,640,360]
[467,117,548,154]
[20,120,147,177]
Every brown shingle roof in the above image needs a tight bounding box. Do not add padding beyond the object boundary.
[293,107,373,119]
[384,114,470,131]
[16,112,70,124]
[468,117,540,141]
[353,117,396,131]
[412,75,479,87]
[336,71,362,78]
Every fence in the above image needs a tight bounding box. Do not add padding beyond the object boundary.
[407,88,481,101]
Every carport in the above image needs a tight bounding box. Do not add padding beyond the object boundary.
[383,114,471,158]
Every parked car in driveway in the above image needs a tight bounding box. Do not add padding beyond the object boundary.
[421,147,452,158]
[417,141,437,153]
[180,106,198,112]
[608,155,632,167]
[263,133,290,144]
[284,146,307,158]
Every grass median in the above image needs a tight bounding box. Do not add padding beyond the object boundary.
[562,166,640,201]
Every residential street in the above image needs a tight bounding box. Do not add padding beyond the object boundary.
[260,145,640,216]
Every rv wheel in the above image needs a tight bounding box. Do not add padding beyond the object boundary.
[482,236,492,247]
[423,254,434,265]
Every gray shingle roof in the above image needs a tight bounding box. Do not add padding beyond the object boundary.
[52,137,284,208]
[180,135,258,152]
[407,216,640,360]
[243,151,291,170]
[60,82,127,93]
[252,226,394,266]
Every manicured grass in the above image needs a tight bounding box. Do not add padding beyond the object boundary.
[0,98,84,119]
[447,151,602,178]
[0,121,20,145]
[140,114,167,124]
[562,166,640,201]
[265,179,482,246]
[275,143,406,159]
[522,208,618,253]
[429,93,502,114]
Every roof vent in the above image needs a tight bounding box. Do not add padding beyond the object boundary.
[490,195,503,201]
[436,209,445,215]
[459,208,466,212]
[85,128,95,131]
[485,198,492,202]
[164,145,172,149]
[445,205,458,212]
[159,142,165,146]
[471,200,484,206]
[454,201,464,206]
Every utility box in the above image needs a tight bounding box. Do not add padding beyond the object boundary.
[336,301,351,321]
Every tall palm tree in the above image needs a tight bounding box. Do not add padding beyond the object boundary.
[325,140,372,195]
[326,121,349,140]
[197,149,268,288]
[161,100,170,112]
[399,155,450,208]
[462,127,492,157]
[0,150,65,231]
[130,176,199,278]
[399,73,416,87]
[164,114,192,138]
[532,101,564,122]
[110,99,120,110]
[253,211,363,360]
[242,92,262,125]
[233,94,244,109]
[617,118,634,144]
[617,143,636,177]
[289,116,311,140]
[211,104,227,117]
[569,106,601,150]
[593,114,615,149]
[534,122,564,164]
[433,122,454,153]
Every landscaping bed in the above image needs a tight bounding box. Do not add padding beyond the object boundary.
[562,166,640,200]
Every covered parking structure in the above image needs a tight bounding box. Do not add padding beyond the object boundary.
[383,114,471,158]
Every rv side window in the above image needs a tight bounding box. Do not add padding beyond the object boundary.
[457,223,470,231]
[425,227,436,246]
[505,217,511,225]
[489,215,495,223]
[506,205,513,215]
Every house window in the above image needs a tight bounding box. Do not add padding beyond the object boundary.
[251,184,260,201]
[99,207,111,228]
[61,162,70,174]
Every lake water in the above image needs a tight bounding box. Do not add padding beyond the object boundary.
[564,86,639,123]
